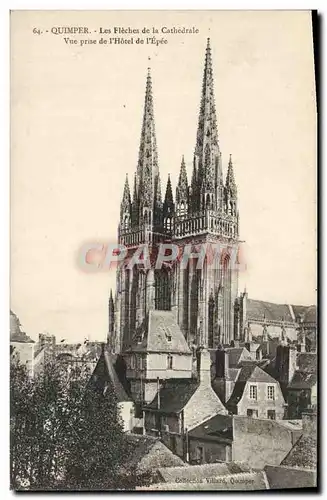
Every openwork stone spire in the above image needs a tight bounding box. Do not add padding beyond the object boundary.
[121,174,131,207]
[120,174,131,227]
[226,154,237,195]
[192,38,222,211]
[164,173,174,207]
[136,67,160,209]
[176,156,189,206]
[195,38,219,157]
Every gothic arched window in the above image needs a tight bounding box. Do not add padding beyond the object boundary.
[155,269,171,311]
[165,217,171,231]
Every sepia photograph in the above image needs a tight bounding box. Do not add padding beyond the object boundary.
[10,9,317,491]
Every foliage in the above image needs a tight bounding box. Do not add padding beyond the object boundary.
[10,356,137,491]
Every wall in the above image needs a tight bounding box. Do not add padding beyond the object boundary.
[188,437,230,464]
[118,401,135,432]
[144,410,181,435]
[232,416,302,469]
[130,379,158,404]
[287,389,312,419]
[237,381,285,419]
[311,384,317,408]
[146,352,192,379]
[11,342,35,375]
[302,411,317,437]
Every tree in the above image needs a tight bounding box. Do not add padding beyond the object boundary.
[10,356,132,491]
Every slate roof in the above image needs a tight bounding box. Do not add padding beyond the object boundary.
[91,351,131,403]
[225,347,253,367]
[297,353,317,373]
[124,434,185,473]
[246,299,317,326]
[157,462,252,483]
[188,414,233,442]
[227,367,241,382]
[264,465,317,489]
[288,372,317,390]
[247,299,294,322]
[145,379,199,413]
[292,304,317,324]
[281,435,317,469]
[129,310,191,354]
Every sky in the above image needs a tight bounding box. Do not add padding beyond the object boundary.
[11,10,317,342]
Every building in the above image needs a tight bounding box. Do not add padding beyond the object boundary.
[186,414,302,469]
[264,409,317,489]
[10,310,44,377]
[212,348,286,419]
[109,38,240,357]
[90,347,135,432]
[274,345,317,419]
[124,310,193,404]
[235,290,317,349]
[143,349,227,447]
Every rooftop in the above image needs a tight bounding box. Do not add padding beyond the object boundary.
[128,310,192,354]
[145,378,199,413]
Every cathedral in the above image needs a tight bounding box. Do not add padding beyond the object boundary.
[108,38,240,355]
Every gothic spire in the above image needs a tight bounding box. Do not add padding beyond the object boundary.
[136,67,160,207]
[226,154,237,195]
[176,156,189,205]
[194,38,221,211]
[164,173,174,206]
[121,174,131,205]
[120,174,131,221]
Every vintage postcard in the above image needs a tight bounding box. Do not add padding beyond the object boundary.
[10,10,317,491]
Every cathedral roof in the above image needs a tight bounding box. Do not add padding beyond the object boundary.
[246,299,294,323]
[291,304,317,323]
[130,310,192,354]
[246,299,317,326]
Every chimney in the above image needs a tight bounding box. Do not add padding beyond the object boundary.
[196,347,211,385]
[215,348,229,379]
[275,344,297,385]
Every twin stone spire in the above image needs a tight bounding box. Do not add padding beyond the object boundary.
[120,38,239,237]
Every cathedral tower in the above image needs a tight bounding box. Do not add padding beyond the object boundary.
[111,40,240,352]
[173,38,239,346]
